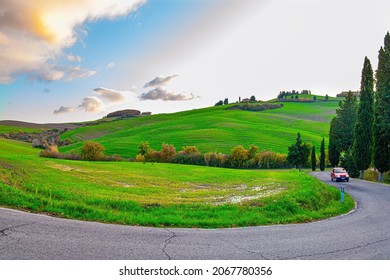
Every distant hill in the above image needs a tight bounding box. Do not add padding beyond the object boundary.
[0,120,80,134]
[59,99,340,158]
[106,109,141,118]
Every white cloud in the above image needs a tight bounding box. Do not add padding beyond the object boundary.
[93,87,127,104]
[0,0,146,83]
[53,106,74,114]
[67,65,97,80]
[78,96,105,112]
[140,87,197,101]
[143,74,178,88]
[66,54,82,63]
[31,65,65,82]
[106,62,116,68]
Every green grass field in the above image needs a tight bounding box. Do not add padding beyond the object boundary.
[59,100,341,158]
[0,138,354,228]
[0,125,41,134]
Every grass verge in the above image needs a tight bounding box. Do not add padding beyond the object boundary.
[0,139,354,228]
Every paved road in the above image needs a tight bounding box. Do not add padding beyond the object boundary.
[1,172,390,260]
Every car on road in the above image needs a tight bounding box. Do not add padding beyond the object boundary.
[331,167,349,182]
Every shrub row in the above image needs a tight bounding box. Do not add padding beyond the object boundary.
[136,142,289,169]
[40,141,290,169]
[39,142,123,162]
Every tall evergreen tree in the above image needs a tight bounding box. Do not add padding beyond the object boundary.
[320,137,325,171]
[328,91,358,169]
[341,148,359,178]
[352,57,375,179]
[287,132,311,171]
[335,91,358,151]
[328,117,341,167]
[311,145,316,171]
[373,32,390,182]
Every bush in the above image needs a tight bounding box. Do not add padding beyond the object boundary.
[146,150,163,162]
[39,145,59,158]
[204,152,228,167]
[137,141,151,156]
[161,143,176,162]
[248,145,258,160]
[256,150,289,169]
[179,146,200,155]
[231,145,248,167]
[33,139,49,149]
[81,141,105,161]
[135,154,145,162]
[363,169,379,182]
[171,153,206,166]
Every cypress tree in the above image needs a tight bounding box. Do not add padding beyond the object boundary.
[335,91,358,151]
[341,148,359,178]
[328,91,358,169]
[328,117,341,167]
[352,57,375,179]
[311,145,316,171]
[373,32,390,182]
[320,137,325,171]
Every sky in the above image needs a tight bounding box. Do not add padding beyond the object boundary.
[1,0,390,123]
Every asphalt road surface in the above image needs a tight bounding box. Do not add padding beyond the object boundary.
[1,171,389,260]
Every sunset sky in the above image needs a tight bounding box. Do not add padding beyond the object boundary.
[1,0,390,123]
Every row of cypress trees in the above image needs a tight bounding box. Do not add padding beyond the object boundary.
[310,137,325,172]
[330,32,390,182]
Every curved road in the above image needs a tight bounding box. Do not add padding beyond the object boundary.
[1,171,389,259]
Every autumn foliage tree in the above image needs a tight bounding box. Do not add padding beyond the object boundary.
[179,146,200,155]
[161,143,176,162]
[231,145,248,167]
[81,141,105,161]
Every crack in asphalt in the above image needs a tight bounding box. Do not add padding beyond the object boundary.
[162,228,177,260]
[0,223,35,253]
[285,236,390,260]
[219,237,270,260]
[0,223,34,237]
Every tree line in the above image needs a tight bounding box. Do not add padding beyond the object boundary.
[329,32,390,182]
[277,90,311,99]
[286,132,326,172]
[39,139,291,169]
[136,142,289,169]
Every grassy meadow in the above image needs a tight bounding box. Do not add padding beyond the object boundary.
[0,138,354,228]
[0,125,41,134]
[59,100,341,158]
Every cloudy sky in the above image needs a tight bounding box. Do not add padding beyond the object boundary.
[1,0,390,123]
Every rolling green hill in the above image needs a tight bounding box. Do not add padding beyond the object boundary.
[60,100,341,158]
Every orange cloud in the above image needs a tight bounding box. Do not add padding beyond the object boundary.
[0,0,147,83]
[30,9,57,44]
